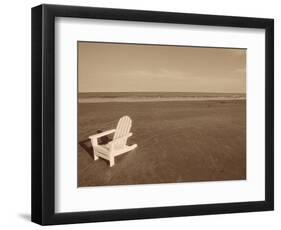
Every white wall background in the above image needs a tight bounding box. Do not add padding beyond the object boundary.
[0,0,279,229]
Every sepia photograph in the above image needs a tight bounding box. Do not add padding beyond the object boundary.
[31,4,274,225]
[77,42,246,187]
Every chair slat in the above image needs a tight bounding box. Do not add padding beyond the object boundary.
[113,116,132,149]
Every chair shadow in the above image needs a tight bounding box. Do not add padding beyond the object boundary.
[79,130,112,160]
[79,139,94,159]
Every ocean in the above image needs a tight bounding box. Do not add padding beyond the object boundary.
[78,92,246,103]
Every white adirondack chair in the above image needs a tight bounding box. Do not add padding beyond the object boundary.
[89,116,137,167]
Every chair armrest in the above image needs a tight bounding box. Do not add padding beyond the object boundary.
[89,129,116,139]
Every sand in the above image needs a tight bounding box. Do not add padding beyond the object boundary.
[78,100,246,187]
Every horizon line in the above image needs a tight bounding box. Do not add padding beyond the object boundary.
[79,91,246,94]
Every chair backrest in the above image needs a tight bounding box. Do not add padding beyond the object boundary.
[113,116,132,149]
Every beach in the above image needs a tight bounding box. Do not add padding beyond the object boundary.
[78,98,246,187]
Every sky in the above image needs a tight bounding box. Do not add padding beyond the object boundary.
[78,42,246,93]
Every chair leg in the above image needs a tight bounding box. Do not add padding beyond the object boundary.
[109,157,115,167]
[94,153,99,161]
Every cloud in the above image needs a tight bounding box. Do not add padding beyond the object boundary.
[119,68,192,81]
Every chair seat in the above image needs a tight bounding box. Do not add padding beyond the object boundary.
[94,143,111,155]
[94,142,124,154]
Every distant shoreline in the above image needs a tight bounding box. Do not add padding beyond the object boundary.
[79,92,246,97]
[78,96,246,103]
[78,92,246,103]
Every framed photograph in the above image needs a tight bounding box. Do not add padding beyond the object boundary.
[31,4,274,225]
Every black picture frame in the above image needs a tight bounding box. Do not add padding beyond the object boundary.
[31,4,274,225]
